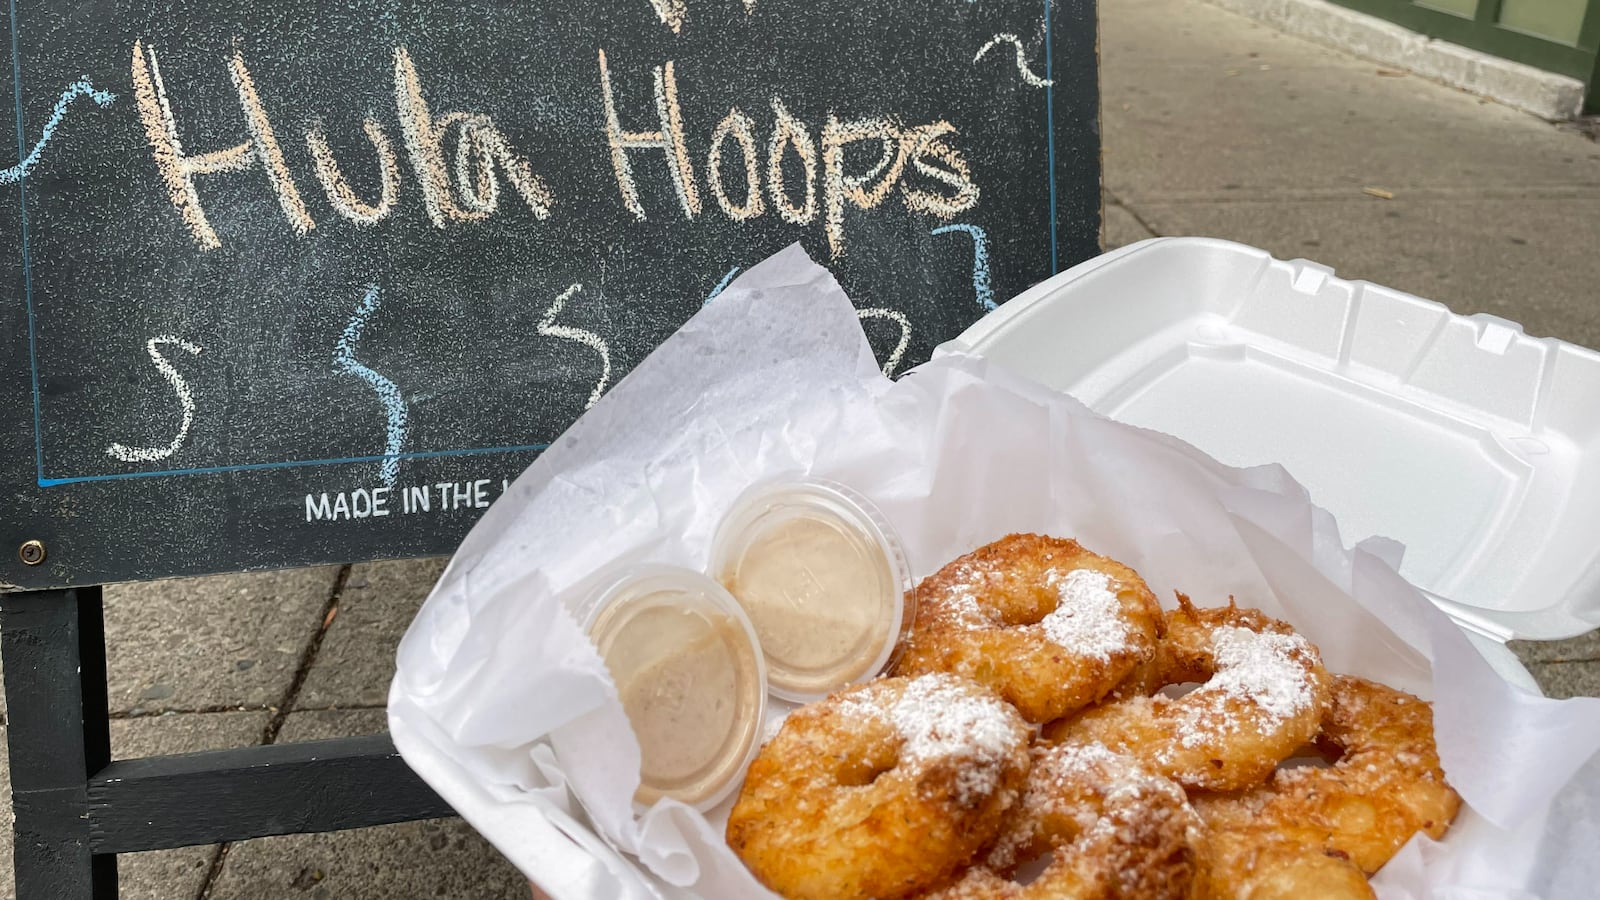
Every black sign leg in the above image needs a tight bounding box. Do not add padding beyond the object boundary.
[2,587,119,899]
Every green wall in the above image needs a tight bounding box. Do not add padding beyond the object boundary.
[1329,0,1599,113]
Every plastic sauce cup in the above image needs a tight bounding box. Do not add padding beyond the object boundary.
[710,478,914,702]
[584,566,767,812]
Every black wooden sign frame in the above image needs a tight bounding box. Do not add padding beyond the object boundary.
[2,1,1102,896]
[3,587,456,898]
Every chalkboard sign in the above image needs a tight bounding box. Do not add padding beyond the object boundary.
[1,0,1100,589]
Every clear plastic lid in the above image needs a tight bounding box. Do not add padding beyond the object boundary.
[710,478,915,702]
[583,566,767,812]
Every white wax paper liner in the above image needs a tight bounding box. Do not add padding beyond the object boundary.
[389,244,1600,899]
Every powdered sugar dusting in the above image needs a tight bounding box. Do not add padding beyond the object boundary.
[987,741,1197,875]
[1038,569,1130,660]
[944,588,984,625]
[1200,626,1315,719]
[839,674,1023,804]
[931,556,1005,627]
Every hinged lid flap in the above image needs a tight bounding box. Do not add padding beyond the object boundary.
[943,238,1600,642]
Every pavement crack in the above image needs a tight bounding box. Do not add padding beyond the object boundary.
[260,563,353,747]
[110,704,273,719]
[1105,190,1163,239]
[195,843,230,900]
[282,702,390,713]
[193,564,353,899]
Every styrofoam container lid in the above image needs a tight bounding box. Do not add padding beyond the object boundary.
[942,237,1600,643]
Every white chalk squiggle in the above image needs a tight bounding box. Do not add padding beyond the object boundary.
[857,308,912,377]
[106,336,203,463]
[974,34,1054,88]
[540,285,613,409]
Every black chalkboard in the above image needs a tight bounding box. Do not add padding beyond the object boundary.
[1,0,1100,589]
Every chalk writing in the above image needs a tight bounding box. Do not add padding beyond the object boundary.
[126,36,978,258]
[974,34,1054,88]
[648,0,687,33]
[334,285,409,487]
[132,40,553,248]
[822,116,905,258]
[900,122,980,218]
[598,50,701,221]
[857,308,912,376]
[767,97,818,226]
[645,0,757,32]
[932,223,995,310]
[105,336,203,462]
[0,77,116,185]
[228,48,316,235]
[538,285,612,409]
[404,484,429,513]
[443,111,554,219]
[40,39,986,450]
[708,107,765,221]
[393,47,555,229]
[132,41,249,250]
[394,46,464,227]
[306,118,401,226]
[606,69,979,252]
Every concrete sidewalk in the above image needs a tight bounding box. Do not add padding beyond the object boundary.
[4,0,1599,896]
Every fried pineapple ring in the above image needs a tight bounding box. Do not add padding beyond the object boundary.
[726,674,1032,900]
[1045,598,1331,791]
[1191,675,1461,897]
[1196,830,1376,900]
[892,534,1163,723]
[921,743,1204,899]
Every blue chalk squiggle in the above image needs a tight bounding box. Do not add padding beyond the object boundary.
[335,284,409,487]
[705,266,742,306]
[932,223,995,311]
[1,77,116,185]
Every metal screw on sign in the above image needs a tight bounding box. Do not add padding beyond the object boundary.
[18,540,46,566]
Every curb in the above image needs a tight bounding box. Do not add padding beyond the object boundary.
[1203,0,1587,121]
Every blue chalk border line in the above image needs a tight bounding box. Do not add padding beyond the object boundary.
[11,0,1060,488]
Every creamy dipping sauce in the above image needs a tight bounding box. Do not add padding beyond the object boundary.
[713,481,909,700]
[587,576,765,809]
[723,515,895,693]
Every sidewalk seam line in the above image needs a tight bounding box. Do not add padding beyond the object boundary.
[106,701,390,720]
[1101,189,1600,205]
[1106,192,1163,239]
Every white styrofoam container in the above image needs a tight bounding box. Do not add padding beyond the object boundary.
[942,237,1600,686]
